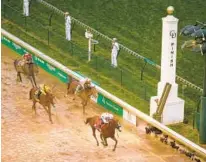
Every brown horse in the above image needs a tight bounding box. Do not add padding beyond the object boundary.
[85,116,122,151]
[14,59,38,87]
[29,86,55,123]
[66,76,98,114]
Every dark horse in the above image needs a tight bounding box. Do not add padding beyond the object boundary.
[85,116,122,151]
[66,76,98,114]
[14,59,38,87]
[29,86,55,123]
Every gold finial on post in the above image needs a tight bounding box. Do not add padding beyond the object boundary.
[167,6,174,15]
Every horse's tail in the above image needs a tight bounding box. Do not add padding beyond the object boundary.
[85,117,92,124]
[14,59,18,71]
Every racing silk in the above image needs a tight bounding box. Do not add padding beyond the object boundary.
[39,84,50,95]
[101,113,114,124]
[79,78,87,87]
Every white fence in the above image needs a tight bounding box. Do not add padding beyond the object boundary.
[1,28,206,158]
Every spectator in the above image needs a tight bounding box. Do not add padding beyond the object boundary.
[111,38,119,68]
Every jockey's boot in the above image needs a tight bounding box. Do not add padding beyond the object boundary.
[94,124,102,132]
[34,90,41,102]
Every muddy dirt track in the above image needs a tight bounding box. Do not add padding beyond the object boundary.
[1,44,192,162]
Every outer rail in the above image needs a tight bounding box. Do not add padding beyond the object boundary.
[2,28,206,159]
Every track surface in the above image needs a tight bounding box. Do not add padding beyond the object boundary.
[1,45,192,162]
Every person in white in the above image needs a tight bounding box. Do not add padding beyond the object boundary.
[101,112,114,124]
[111,38,120,68]
[23,0,29,17]
[65,12,71,41]
[75,78,91,95]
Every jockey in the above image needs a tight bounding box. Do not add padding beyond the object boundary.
[95,112,114,132]
[75,78,92,95]
[22,53,33,64]
[35,84,51,102]
[101,112,114,124]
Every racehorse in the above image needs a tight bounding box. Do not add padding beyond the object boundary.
[29,86,55,124]
[14,59,38,87]
[66,76,98,114]
[85,115,122,151]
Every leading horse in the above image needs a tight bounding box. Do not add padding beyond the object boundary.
[85,115,121,151]
[66,76,98,114]
[14,59,38,87]
[29,86,56,123]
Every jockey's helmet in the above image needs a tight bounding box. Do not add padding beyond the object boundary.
[24,53,32,59]
[86,78,91,84]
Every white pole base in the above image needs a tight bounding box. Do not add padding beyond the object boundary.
[150,96,185,125]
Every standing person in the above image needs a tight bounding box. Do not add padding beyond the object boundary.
[65,12,71,41]
[23,0,29,17]
[111,38,119,68]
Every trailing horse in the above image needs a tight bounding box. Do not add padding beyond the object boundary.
[14,59,38,87]
[29,85,55,123]
[66,75,98,114]
[85,115,121,151]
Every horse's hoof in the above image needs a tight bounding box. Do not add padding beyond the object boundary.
[101,142,105,146]
[97,143,99,146]
[112,149,116,151]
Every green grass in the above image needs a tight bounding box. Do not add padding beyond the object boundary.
[1,0,205,146]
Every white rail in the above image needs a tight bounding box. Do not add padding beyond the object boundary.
[1,28,206,158]
[38,0,203,93]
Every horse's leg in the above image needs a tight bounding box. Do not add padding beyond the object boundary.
[82,101,87,114]
[100,134,107,147]
[48,105,53,124]
[32,74,37,87]
[100,134,105,145]
[111,136,118,151]
[29,76,35,88]
[43,106,49,114]
[17,72,22,82]
[92,127,99,146]
[32,101,37,115]
[104,137,108,147]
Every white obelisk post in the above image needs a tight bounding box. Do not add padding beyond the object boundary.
[23,0,29,17]
[150,6,185,125]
